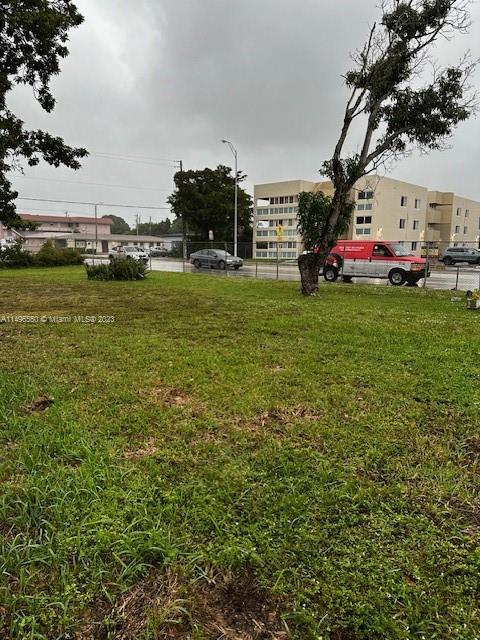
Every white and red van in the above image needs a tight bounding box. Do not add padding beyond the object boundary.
[323,241,429,286]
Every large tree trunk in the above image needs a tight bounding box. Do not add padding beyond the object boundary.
[298,252,322,296]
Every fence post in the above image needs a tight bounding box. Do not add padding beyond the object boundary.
[255,260,258,279]
[182,241,186,273]
[423,241,430,289]
[225,242,228,277]
[455,266,459,290]
[276,240,279,280]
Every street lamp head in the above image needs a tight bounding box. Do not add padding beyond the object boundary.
[221,139,228,144]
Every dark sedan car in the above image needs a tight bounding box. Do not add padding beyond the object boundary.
[190,249,243,270]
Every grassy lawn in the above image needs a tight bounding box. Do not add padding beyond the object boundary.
[0,267,479,640]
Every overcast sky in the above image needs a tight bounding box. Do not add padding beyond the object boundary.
[9,0,480,226]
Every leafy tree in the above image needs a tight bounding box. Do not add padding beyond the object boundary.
[168,165,252,242]
[170,217,184,234]
[104,215,130,234]
[1,0,87,230]
[131,219,172,236]
[298,0,476,295]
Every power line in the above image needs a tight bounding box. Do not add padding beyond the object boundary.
[89,152,180,168]
[13,175,172,192]
[91,151,179,164]
[18,207,91,214]
[16,196,171,211]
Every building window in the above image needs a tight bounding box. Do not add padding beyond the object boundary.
[364,203,373,211]
[358,190,374,200]
[465,209,470,218]
[400,196,408,207]
[279,197,284,204]
[356,216,372,224]
[414,198,421,209]
[464,226,468,234]
[413,220,419,230]
[456,207,461,216]
[411,241,417,250]
[256,242,268,250]
[399,218,406,229]
[455,225,460,233]
[357,204,365,211]
[356,227,371,236]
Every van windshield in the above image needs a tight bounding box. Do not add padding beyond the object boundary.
[390,243,411,257]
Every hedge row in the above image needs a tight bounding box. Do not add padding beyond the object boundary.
[0,241,84,268]
[85,258,147,280]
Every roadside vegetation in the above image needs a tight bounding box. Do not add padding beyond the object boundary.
[0,241,83,269]
[0,267,479,639]
[85,258,147,281]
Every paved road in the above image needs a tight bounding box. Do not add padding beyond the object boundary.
[86,256,480,291]
[149,258,480,291]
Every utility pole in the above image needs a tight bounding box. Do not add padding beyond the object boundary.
[176,160,187,260]
[93,204,98,265]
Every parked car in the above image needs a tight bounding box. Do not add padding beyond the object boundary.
[323,241,429,286]
[150,247,170,257]
[110,246,149,264]
[0,238,16,251]
[438,247,480,265]
[190,249,243,270]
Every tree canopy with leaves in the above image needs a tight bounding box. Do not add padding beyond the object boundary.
[1,0,87,229]
[101,214,130,235]
[130,219,173,236]
[168,165,252,242]
[298,0,476,295]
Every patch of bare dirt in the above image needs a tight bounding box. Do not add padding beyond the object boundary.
[330,631,359,640]
[76,568,288,640]
[146,382,205,415]
[194,570,288,640]
[251,406,324,429]
[446,497,480,532]
[24,395,54,413]
[123,437,158,460]
[269,365,284,373]
[461,436,480,468]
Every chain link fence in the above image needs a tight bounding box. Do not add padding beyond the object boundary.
[85,238,480,292]
[154,239,479,291]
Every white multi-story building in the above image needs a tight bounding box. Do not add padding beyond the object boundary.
[253,176,480,258]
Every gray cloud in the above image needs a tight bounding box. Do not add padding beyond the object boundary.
[8,0,480,225]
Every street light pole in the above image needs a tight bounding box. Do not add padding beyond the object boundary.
[222,139,238,256]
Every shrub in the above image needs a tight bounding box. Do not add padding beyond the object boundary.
[34,241,84,266]
[0,242,35,268]
[86,257,147,281]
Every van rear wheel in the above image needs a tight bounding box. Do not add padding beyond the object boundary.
[389,269,406,286]
[323,266,339,282]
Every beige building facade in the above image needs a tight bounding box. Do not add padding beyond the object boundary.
[253,176,480,258]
